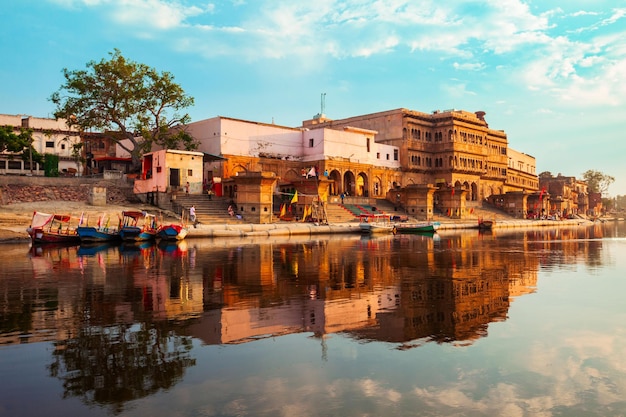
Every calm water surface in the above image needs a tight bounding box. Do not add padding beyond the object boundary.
[1,222,626,417]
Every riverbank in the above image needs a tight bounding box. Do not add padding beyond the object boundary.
[0,199,606,242]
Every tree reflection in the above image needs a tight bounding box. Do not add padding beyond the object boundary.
[48,320,195,414]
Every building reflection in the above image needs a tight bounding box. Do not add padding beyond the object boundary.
[0,223,618,351]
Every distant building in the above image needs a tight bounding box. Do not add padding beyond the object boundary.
[302,108,539,201]
[539,173,590,217]
[183,115,402,200]
[133,149,204,196]
[0,114,81,176]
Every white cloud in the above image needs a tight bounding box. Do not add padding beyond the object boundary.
[453,62,486,71]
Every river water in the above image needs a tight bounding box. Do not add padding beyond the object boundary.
[1,222,625,417]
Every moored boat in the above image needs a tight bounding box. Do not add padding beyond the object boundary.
[395,221,440,234]
[77,226,121,243]
[358,214,397,235]
[26,211,81,244]
[477,218,494,230]
[76,214,120,243]
[119,211,158,242]
[157,223,189,241]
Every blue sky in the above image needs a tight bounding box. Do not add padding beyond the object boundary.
[2,0,625,196]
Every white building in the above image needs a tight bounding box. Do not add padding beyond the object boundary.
[0,114,82,176]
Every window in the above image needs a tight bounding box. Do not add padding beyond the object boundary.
[376,152,380,159]
[394,149,398,161]
[366,138,370,152]
[188,169,193,176]
[46,141,54,148]
[386,154,390,160]
[309,138,314,148]
[61,144,66,150]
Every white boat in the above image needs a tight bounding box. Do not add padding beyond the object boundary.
[358,214,397,234]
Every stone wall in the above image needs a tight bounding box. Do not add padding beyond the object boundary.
[0,176,137,206]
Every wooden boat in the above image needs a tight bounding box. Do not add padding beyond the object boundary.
[358,214,397,235]
[477,218,494,230]
[26,211,81,244]
[77,226,120,242]
[395,221,440,234]
[76,214,120,243]
[157,223,189,241]
[119,211,158,242]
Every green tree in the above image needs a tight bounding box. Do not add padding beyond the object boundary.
[0,125,32,155]
[582,169,615,196]
[50,49,197,171]
[0,125,43,166]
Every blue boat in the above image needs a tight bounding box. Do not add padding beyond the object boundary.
[76,226,120,243]
[119,211,158,242]
[156,223,189,241]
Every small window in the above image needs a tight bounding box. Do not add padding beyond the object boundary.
[188,169,193,176]
[61,144,66,150]
[376,152,380,159]
[386,154,390,160]
[46,141,54,148]
[156,166,162,173]
[394,149,398,161]
[309,138,314,148]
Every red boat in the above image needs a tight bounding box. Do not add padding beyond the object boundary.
[26,211,81,244]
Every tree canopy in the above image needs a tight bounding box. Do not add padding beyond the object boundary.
[0,125,42,163]
[50,49,197,171]
[582,169,614,195]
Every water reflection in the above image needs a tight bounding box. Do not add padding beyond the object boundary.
[1,222,625,416]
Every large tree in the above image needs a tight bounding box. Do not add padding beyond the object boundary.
[582,169,615,195]
[50,49,197,171]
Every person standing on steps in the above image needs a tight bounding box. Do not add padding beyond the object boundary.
[185,182,190,195]
[189,205,196,227]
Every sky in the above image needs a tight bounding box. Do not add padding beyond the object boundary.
[1,0,625,196]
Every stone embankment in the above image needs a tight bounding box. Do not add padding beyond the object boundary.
[181,217,595,239]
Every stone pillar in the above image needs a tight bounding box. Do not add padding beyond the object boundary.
[404,184,438,220]
[230,172,278,224]
[88,186,107,206]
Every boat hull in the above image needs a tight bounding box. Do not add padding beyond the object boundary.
[477,220,494,230]
[119,226,157,242]
[27,227,81,244]
[76,226,120,243]
[395,222,440,234]
[157,224,189,241]
[359,222,397,234]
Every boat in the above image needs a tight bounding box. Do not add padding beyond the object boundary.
[76,214,120,243]
[477,218,494,230]
[358,214,397,235]
[157,223,189,241]
[395,221,440,234]
[26,211,81,244]
[77,225,121,242]
[118,211,158,242]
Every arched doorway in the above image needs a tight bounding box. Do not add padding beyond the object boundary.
[356,172,369,196]
[373,176,382,196]
[343,171,356,196]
